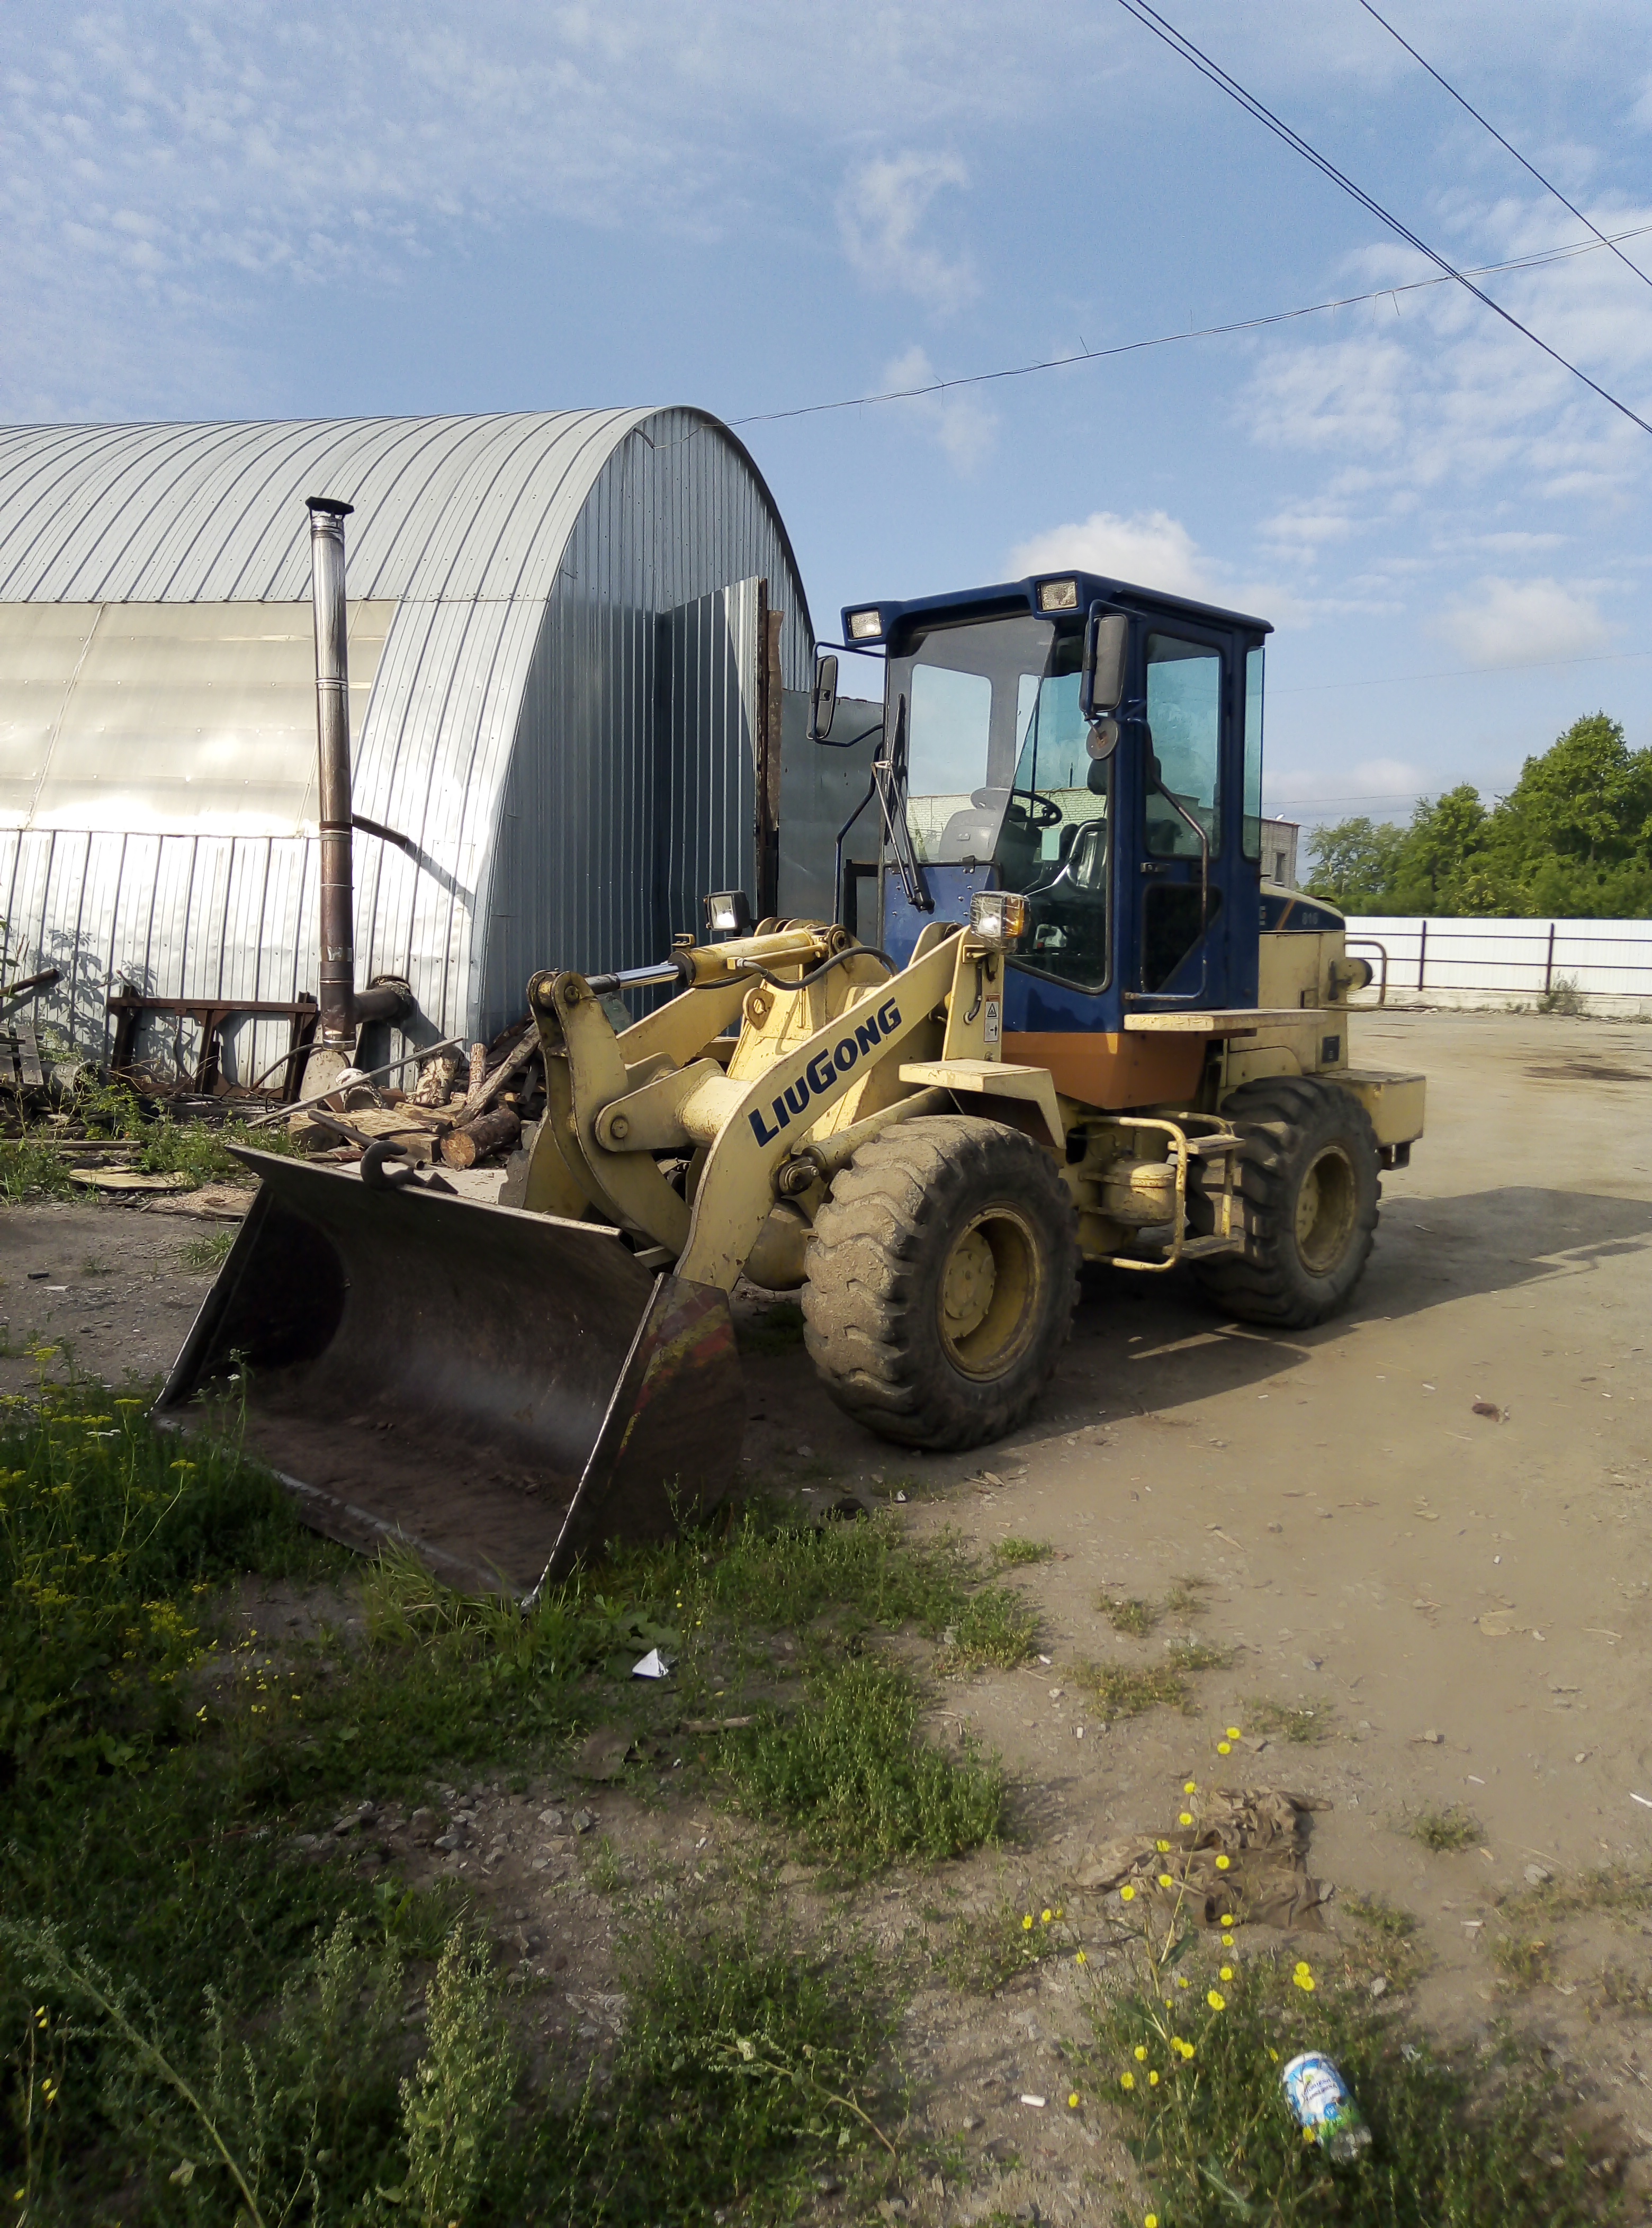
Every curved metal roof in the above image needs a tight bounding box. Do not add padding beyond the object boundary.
[0,408,809,615]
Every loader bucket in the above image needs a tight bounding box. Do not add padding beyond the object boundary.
[156,1148,744,1597]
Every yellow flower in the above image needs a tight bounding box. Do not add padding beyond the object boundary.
[1227,1725,1242,1739]
[1146,2216,1160,2228]
[1179,1811,1193,1826]
[1068,2091,1080,2109]
[1303,2125,1317,2143]
[1215,1854,1231,1871]
[1222,1934,1235,1948]
[1158,1873,1174,1889]
[1041,1908,1053,1924]
[1207,1989,1226,2010]
[1156,1838,1171,1852]
[1220,1966,1234,1981]
[1184,1780,1197,1793]
[1175,1975,1189,1989]
[1148,2070,1159,2086]
[1134,2044,1148,2061]
[1293,1967,1316,1993]
[1055,1906,1064,1919]
[1022,1914,1034,1931]
[1217,1741,1232,1756]
[1120,1884,1136,1902]
[1269,2049,1279,2063]
[1120,2071,1135,2090]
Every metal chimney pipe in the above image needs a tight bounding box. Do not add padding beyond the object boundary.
[307,496,358,1047]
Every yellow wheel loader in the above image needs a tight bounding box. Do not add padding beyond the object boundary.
[161,569,1423,1596]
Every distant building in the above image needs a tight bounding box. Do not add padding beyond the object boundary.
[1260,816,1300,888]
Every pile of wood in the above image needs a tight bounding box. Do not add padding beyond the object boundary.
[291,1020,543,1171]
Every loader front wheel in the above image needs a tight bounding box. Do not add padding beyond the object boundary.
[1190,1076,1379,1328]
[802,1115,1080,1450]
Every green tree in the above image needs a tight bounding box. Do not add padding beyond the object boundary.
[1484,712,1652,881]
[1303,816,1407,910]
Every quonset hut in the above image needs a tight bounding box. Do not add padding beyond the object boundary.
[0,410,811,1088]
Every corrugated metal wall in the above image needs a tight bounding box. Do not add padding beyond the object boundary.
[0,408,813,1082]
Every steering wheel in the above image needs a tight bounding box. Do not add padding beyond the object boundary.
[972,786,1061,829]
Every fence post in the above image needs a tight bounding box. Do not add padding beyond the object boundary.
[1544,921,1556,995]
[1417,918,1427,992]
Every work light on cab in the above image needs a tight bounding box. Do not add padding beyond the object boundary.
[968,890,1029,947]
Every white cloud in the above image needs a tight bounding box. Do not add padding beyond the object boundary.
[1008,507,1214,601]
[880,345,995,472]
[838,153,975,315]
[1246,337,1409,455]
[1431,576,1612,667]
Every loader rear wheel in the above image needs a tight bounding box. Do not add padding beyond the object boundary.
[1189,1076,1379,1328]
[802,1116,1080,1450]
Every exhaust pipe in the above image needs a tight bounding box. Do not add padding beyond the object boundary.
[306,495,405,1041]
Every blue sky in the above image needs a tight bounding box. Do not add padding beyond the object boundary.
[4,1,1650,834]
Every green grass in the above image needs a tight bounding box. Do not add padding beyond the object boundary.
[176,1228,237,1271]
[1,1084,302,1202]
[1344,1893,1420,1942]
[1489,1934,1553,1989]
[941,1582,1040,1668]
[992,1535,1053,1567]
[1498,1864,1652,1927]
[938,1892,1073,1993]
[0,1400,978,2218]
[1406,1805,1482,1854]
[1092,1952,1615,2226]
[1101,1593,1163,1637]
[723,1655,1004,1872]
[1073,1638,1234,1720]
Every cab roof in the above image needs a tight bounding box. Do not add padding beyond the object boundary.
[839,570,1273,649]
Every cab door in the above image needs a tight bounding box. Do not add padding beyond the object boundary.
[1132,623,1236,1008]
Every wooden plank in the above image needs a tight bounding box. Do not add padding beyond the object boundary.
[1123,1007,1326,1035]
[16,1018,44,1088]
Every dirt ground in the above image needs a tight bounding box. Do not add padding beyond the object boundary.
[6,1005,1652,2220]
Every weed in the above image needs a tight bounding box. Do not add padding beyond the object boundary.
[1168,1638,1232,1675]
[543,1916,896,2225]
[176,1229,236,1272]
[1091,1950,1610,2226]
[992,1536,1053,1567]
[0,1135,77,1202]
[1343,1893,1418,1942]
[724,1656,1003,1870]
[1166,1573,1212,1618]
[585,1835,626,1896]
[942,1583,1040,1668]
[1101,1594,1163,1637]
[1250,1697,1332,1744]
[396,1924,517,2224]
[1500,1864,1652,1928]
[1075,1660,1195,1717]
[939,1893,1072,1993]
[1491,1934,1553,1989]
[1540,973,1584,1017]
[1407,1804,1482,1854]
[78,1257,112,1277]
[1593,1961,1652,2012]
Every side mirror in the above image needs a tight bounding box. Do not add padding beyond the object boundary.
[1080,608,1128,718]
[809,651,839,742]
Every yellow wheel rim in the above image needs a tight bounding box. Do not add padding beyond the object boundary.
[1294,1145,1358,1275]
[938,1205,1043,1379]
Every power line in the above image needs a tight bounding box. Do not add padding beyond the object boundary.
[1111,0,1652,441]
[1353,0,1652,294]
[728,220,1652,432]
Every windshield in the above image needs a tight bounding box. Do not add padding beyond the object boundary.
[886,612,1111,991]
[886,612,1055,865]
[994,632,1111,990]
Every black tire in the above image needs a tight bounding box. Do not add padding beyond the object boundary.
[1189,1076,1380,1327]
[801,1115,1080,1450]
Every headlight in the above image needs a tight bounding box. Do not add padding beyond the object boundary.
[969,891,1029,946]
[1037,578,1078,612]
[847,608,883,640]
[703,889,752,937]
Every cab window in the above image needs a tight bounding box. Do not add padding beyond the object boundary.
[1144,633,1222,858]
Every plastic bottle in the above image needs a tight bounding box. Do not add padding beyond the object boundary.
[1281,2051,1372,2162]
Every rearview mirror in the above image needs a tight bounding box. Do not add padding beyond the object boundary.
[809,650,839,742]
[1080,608,1128,718]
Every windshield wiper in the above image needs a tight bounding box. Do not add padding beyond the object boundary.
[874,696,933,912]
